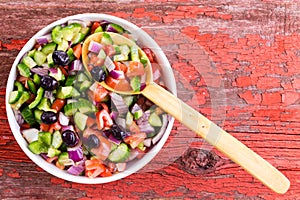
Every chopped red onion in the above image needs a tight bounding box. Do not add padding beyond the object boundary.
[30,67,49,76]
[110,111,119,121]
[68,146,84,162]
[125,149,140,162]
[104,56,115,72]
[36,34,52,44]
[61,125,75,132]
[138,123,155,134]
[108,134,122,145]
[48,67,58,74]
[153,68,161,81]
[109,70,125,79]
[136,110,150,125]
[106,24,118,33]
[69,60,83,72]
[40,153,49,160]
[13,109,24,125]
[152,114,168,145]
[110,93,128,115]
[59,112,70,126]
[88,40,102,54]
[67,162,85,176]
[131,103,142,114]
[115,117,126,130]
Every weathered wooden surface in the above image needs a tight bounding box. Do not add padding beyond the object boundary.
[0,0,299,199]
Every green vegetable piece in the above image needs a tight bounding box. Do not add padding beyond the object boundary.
[38,132,52,146]
[134,109,143,120]
[10,91,30,110]
[64,75,76,86]
[58,152,70,165]
[140,55,149,66]
[34,51,47,66]
[41,42,57,55]
[21,106,37,126]
[34,109,43,122]
[49,67,64,81]
[37,97,57,113]
[47,53,55,68]
[109,23,124,33]
[57,39,69,51]
[14,81,25,92]
[51,25,63,44]
[130,45,140,62]
[63,102,78,116]
[113,54,128,61]
[122,95,135,107]
[47,146,61,158]
[77,72,89,82]
[52,130,63,149]
[27,79,37,95]
[120,44,130,55]
[33,74,41,86]
[94,26,103,33]
[71,87,80,98]
[29,87,44,109]
[61,23,81,41]
[79,80,91,92]
[101,32,113,45]
[125,111,133,128]
[148,112,162,127]
[108,143,130,162]
[67,48,75,62]
[8,91,22,104]
[17,63,31,77]
[23,56,37,68]
[28,49,36,58]
[97,49,106,59]
[28,140,48,154]
[56,86,73,99]
[130,76,141,92]
[74,112,88,131]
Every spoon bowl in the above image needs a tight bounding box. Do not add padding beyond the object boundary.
[82,32,290,194]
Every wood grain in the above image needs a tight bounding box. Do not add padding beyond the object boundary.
[0,0,300,199]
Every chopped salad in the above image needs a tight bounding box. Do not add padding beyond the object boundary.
[8,19,168,178]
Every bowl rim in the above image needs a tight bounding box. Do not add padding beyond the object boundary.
[5,13,177,184]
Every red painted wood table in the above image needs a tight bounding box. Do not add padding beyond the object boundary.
[0,1,299,199]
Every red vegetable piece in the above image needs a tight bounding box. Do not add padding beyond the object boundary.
[126,61,145,77]
[142,48,155,63]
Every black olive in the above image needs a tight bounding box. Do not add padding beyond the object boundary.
[86,134,100,149]
[52,50,70,66]
[111,124,127,140]
[41,111,57,124]
[40,75,58,91]
[62,130,79,147]
[90,66,106,82]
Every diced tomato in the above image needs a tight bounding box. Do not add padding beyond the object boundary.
[115,79,132,92]
[72,43,82,59]
[128,121,140,133]
[126,61,145,77]
[56,161,65,170]
[114,61,127,73]
[49,122,62,133]
[89,54,105,67]
[59,66,68,76]
[124,132,147,149]
[16,76,28,84]
[93,84,109,102]
[26,93,36,104]
[101,168,112,177]
[40,123,50,132]
[142,48,155,63]
[96,109,113,130]
[91,22,101,34]
[20,123,31,130]
[85,159,106,178]
[51,98,66,112]
[85,159,103,171]
[99,103,109,112]
[105,75,120,90]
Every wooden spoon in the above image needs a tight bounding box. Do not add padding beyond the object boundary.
[82,32,290,194]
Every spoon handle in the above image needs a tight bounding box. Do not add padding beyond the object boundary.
[142,83,290,194]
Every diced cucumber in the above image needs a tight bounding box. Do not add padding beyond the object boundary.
[108,23,124,33]
[101,32,113,45]
[67,48,75,62]
[113,45,121,54]
[77,99,97,114]
[51,25,63,44]
[71,87,80,98]
[29,87,44,109]
[47,53,55,67]
[33,74,41,86]
[97,49,106,59]
[63,102,78,116]
[134,109,143,120]
[79,80,91,92]
[61,23,81,41]
[47,146,61,158]
[34,51,47,66]
[23,56,37,68]
[41,42,57,55]
[10,91,30,110]
[58,152,72,165]
[120,44,130,55]
[94,26,103,33]
[74,112,88,131]
[52,130,63,149]
[38,132,52,146]
[28,49,36,58]
[140,55,149,65]
[56,86,73,99]
[113,54,128,61]
[130,45,140,62]
[8,91,22,104]
[14,81,25,92]
[21,106,37,126]
[37,97,57,113]
[125,111,133,127]
[28,140,48,154]
[108,143,130,162]
[34,109,43,121]
[130,76,141,92]
[122,96,134,107]
[17,63,31,77]
[57,39,69,51]
[148,112,162,127]
[27,79,37,95]
[72,32,87,45]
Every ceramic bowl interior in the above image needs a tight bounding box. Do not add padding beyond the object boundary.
[5,13,176,184]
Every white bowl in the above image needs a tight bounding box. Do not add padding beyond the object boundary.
[5,13,176,184]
